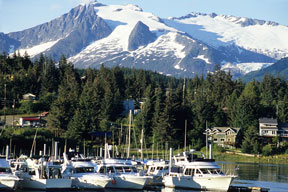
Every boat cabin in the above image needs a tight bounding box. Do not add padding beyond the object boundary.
[169,166,224,177]
[98,164,138,174]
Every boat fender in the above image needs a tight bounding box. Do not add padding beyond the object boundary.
[177,174,181,181]
[112,179,116,184]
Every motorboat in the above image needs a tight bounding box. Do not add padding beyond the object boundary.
[97,158,153,189]
[15,157,73,190]
[163,150,236,191]
[62,153,111,189]
[0,158,20,190]
[146,160,169,186]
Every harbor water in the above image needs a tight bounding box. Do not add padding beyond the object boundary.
[15,161,288,192]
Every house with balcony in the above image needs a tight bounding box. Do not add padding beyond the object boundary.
[259,118,288,143]
[207,127,241,148]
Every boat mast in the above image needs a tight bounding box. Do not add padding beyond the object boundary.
[127,110,132,158]
[30,129,38,158]
[152,134,154,159]
[140,128,144,160]
[184,119,187,152]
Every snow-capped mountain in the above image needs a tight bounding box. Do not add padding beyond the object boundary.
[1,1,287,77]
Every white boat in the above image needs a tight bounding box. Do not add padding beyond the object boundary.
[16,158,72,190]
[0,158,20,190]
[97,158,153,189]
[146,160,169,186]
[62,153,111,189]
[163,150,236,191]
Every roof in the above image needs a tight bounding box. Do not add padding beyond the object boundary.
[259,118,277,124]
[40,112,49,117]
[22,117,41,121]
[212,127,240,134]
[23,93,36,97]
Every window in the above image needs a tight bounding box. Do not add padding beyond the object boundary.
[220,139,225,142]
[196,169,201,174]
[115,166,124,173]
[200,169,209,174]
[99,167,106,174]
[214,138,218,142]
[107,167,114,173]
[209,169,220,174]
[184,168,194,176]
[28,169,36,175]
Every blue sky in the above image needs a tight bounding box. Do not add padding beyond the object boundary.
[0,0,287,33]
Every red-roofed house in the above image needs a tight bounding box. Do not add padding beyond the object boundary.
[19,116,46,127]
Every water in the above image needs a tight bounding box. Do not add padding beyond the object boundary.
[15,162,288,192]
[221,161,288,192]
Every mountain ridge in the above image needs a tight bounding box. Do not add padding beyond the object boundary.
[0,2,287,78]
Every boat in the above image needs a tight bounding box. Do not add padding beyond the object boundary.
[15,157,73,190]
[146,160,169,186]
[97,158,153,189]
[0,158,20,190]
[62,153,111,189]
[163,149,236,191]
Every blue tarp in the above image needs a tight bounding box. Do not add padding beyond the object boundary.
[90,131,112,137]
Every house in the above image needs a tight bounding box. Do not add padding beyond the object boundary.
[22,93,36,100]
[18,116,46,127]
[207,127,241,148]
[259,118,288,143]
[259,118,278,137]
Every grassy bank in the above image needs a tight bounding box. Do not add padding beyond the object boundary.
[214,150,288,165]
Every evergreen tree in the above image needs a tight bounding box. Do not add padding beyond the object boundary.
[67,78,102,141]
[48,63,80,136]
[241,125,261,154]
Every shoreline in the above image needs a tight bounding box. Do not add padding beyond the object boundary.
[214,151,288,165]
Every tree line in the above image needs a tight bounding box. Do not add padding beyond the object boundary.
[1,53,288,155]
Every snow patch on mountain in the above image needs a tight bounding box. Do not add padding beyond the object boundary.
[17,39,60,57]
[194,55,211,64]
[166,13,288,59]
[93,3,176,47]
[236,62,273,74]
[221,62,273,74]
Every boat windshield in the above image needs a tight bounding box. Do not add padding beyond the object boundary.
[123,166,137,173]
[198,168,223,175]
[75,167,95,173]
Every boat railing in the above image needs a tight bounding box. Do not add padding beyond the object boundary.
[225,168,238,177]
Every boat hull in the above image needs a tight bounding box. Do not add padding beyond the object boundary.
[19,178,72,190]
[107,175,152,189]
[72,176,111,189]
[0,179,19,190]
[163,175,234,191]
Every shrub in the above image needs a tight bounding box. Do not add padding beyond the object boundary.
[262,145,273,156]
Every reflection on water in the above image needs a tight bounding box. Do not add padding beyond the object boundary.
[17,189,207,192]
[220,161,288,192]
[15,162,288,192]
[219,161,288,183]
